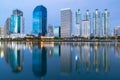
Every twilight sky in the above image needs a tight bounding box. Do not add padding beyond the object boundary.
[0,0,120,34]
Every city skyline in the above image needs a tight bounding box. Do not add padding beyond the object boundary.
[0,0,120,34]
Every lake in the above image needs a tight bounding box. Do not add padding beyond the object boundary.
[0,42,120,80]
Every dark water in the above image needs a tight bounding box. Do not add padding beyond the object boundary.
[0,42,120,80]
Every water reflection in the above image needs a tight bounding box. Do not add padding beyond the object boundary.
[0,42,120,79]
[32,42,47,79]
[72,42,111,73]
[60,44,72,74]
[4,42,24,73]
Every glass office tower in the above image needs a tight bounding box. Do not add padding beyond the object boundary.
[53,26,61,38]
[10,9,24,34]
[33,5,47,37]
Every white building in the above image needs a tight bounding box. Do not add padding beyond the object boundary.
[114,26,120,37]
[0,26,5,38]
[61,8,72,38]
[81,20,90,38]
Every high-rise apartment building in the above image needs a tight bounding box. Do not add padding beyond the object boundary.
[102,9,110,37]
[93,9,101,37]
[81,20,90,38]
[61,8,72,38]
[75,9,81,36]
[84,10,91,34]
[33,5,47,37]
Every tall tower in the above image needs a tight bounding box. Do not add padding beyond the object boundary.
[75,9,81,36]
[93,9,101,37]
[10,9,24,37]
[84,10,91,35]
[33,5,47,37]
[61,8,72,38]
[102,9,110,37]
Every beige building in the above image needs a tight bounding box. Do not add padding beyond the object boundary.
[0,26,5,38]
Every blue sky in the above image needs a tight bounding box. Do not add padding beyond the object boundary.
[0,0,120,34]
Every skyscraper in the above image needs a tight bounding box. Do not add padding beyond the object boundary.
[33,5,47,37]
[102,9,110,37]
[10,9,24,38]
[75,9,81,36]
[61,8,72,38]
[93,9,101,37]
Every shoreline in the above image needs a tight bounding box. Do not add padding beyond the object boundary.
[0,39,119,42]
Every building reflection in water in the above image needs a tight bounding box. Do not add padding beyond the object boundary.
[53,43,61,57]
[114,42,120,57]
[73,42,110,73]
[60,44,72,74]
[4,42,24,73]
[1,41,118,76]
[93,43,100,73]
[73,43,91,73]
[102,43,110,72]
[32,42,47,79]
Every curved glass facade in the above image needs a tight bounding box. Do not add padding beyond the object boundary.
[33,5,47,37]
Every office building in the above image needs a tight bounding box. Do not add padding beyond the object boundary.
[53,26,61,38]
[81,20,90,38]
[33,5,47,37]
[10,9,24,38]
[61,8,72,38]
[102,9,110,37]
[75,9,82,36]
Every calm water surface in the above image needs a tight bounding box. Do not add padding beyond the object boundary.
[0,42,120,80]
